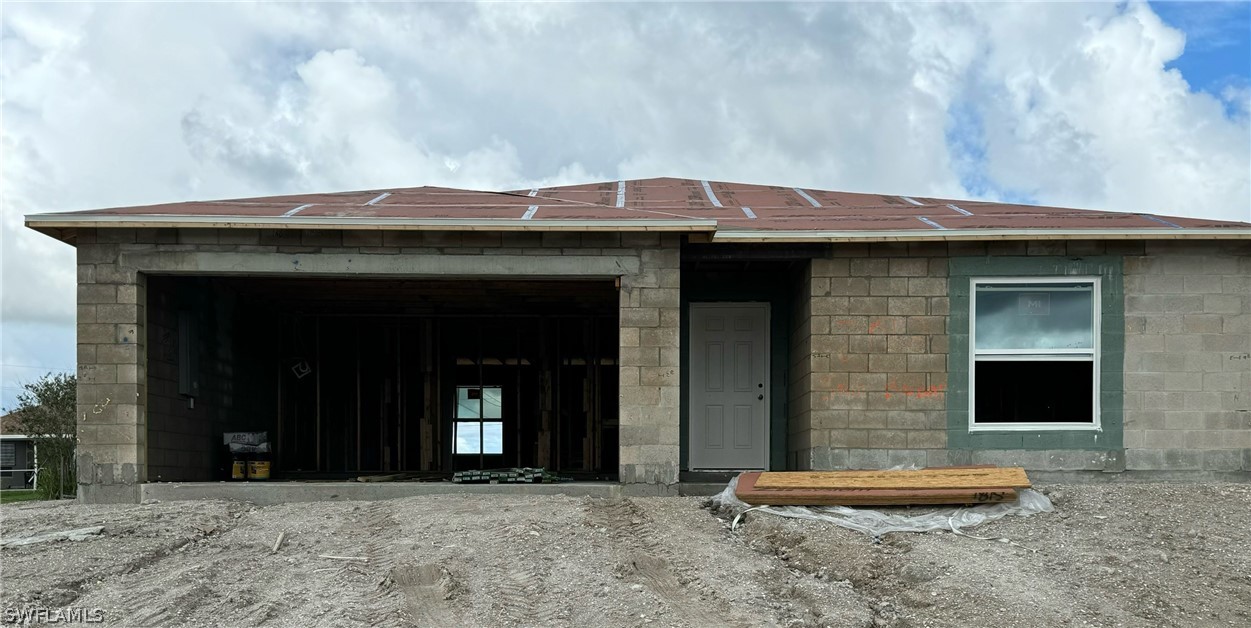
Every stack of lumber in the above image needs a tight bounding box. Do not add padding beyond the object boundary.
[734,466,1031,506]
[452,467,571,484]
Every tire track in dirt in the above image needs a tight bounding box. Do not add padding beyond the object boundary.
[231,587,282,627]
[389,562,461,627]
[117,501,403,628]
[355,499,446,628]
[116,550,229,626]
[127,502,381,627]
[584,498,748,628]
[19,537,195,617]
[102,526,239,626]
[490,557,563,626]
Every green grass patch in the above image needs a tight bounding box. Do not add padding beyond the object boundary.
[0,490,44,505]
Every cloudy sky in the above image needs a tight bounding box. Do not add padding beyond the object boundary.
[1,1,1249,410]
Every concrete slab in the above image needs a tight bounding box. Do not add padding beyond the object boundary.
[676,482,730,497]
[1029,470,1251,484]
[140,481,697,505]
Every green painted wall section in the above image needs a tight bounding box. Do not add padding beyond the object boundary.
[947,256,1124,450]
[680,270,791,470]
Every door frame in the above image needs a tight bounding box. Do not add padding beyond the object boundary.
[687,302,771,471]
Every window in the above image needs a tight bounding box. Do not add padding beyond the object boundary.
[970,278,1100,431]
[454,386,504,455]
[1,442,14,467]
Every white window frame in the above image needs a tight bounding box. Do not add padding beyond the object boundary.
[454,385,504,455]
[968,276,1101,432]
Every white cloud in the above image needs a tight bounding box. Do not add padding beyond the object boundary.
[968,2,1250,217]
[1222,82,1250,119]
[1,1,1248,407]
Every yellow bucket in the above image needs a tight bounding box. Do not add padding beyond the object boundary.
[247,460,271,480]
[231,460,247,480]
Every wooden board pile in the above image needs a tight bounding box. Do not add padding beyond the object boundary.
[734,466,1031,506]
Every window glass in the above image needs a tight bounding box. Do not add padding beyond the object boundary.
[456,387,480,419]
[974,361,1094,423]
[975,284,1093,350]
[0,442,13,467]
[482,387,503,419]
[482,422,503,455]
[454,421,481,454]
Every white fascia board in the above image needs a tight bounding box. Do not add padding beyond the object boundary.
[25,213,719,232]
[712,228,1251,242]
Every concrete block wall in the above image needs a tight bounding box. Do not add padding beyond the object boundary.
[788,261,814,468]
[1123,241,1251,472]
[74,227,681,502]
[76,229,147,503]
[791,243,951,469]
[145,281,209,482]
[144,278,250,482]
[792,240,1250,475]
[72,228,1250,499]
[618,243,682,484]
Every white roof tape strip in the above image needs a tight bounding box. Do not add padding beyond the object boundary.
[700,180,724,207]
[793,188,822,207]
[1141,214,1183,229]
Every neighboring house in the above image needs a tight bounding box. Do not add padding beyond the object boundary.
[25,178,1251,503]
[0,411,37,490]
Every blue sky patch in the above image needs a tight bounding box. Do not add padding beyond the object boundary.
[1152,1,1251,112]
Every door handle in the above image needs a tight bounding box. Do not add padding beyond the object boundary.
[757,394,764,400]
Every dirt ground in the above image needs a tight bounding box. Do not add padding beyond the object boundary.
[1,482,1248,627]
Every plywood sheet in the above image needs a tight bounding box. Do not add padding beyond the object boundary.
[735,472,1019,506]
[752,467,1030,491]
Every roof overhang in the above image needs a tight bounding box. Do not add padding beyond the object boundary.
[711,227,1251,242]
[24,213,719,233]
[27,213,1251,245]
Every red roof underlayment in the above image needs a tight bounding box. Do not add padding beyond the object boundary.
[25,177,1251,243]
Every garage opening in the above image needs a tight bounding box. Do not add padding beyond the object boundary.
[145,276,619,482]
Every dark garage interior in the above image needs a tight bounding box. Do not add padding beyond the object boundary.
[145,275,619,482]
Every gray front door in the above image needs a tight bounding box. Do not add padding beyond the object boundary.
[689,303,769,470]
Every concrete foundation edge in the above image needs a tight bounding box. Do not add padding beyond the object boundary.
[133,481,725,505]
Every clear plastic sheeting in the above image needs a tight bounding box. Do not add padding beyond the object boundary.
[709,474,1054,541]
